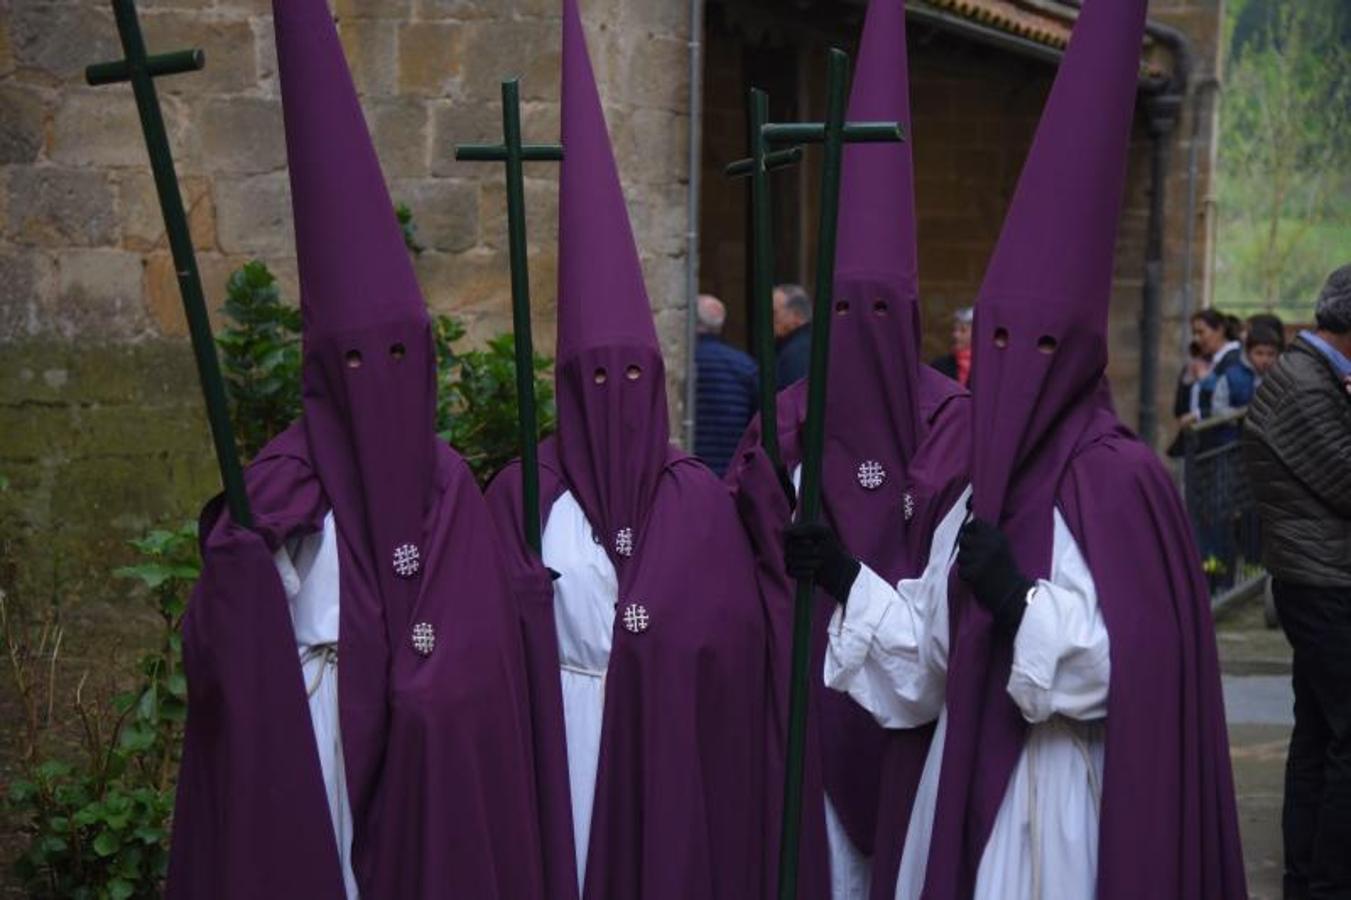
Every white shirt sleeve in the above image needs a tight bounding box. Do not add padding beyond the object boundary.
[1006,509,1111,724]
[822,488,971,729]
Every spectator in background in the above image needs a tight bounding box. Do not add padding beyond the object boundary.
[930,306,974,386]
[1185,308,1256,434]
[694,294,757,476]
[1241,264,1351,899]
[1249,311,1287,345]
[773,283,813,388]
[1169,339,1210,457]
[1245,323,1284,386]
[1183,309,1256,587]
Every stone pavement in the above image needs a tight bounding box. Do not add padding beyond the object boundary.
[1217,586,1294,900]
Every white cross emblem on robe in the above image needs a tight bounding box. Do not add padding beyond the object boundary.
[614,527,634,558]
[392,543,421,578]
[621,602,650,634]
[857,460,886,490]
[411,622,435,656]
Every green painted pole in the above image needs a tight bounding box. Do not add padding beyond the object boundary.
[749,89,782,466]
[763,121,903,144]
[775,49,851,900]
[775,48,905,900]
[724,91,804,466]
[87,48,203,86]
[88,0,252,529]
[455,80,563,556]
[723,146,802,180]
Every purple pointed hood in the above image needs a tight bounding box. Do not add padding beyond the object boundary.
[555,0,670,561]
[821,0,925,584]
[968,0,1144,538]
[276,0,435,643]
[923,1,1150,895]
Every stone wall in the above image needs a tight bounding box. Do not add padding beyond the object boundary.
[0,0,692,604]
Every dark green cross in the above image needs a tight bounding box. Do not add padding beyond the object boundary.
[87,0,251,529]
[727,48,906,900]
[455,80,564,556]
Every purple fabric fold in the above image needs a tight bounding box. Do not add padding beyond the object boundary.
[922,0,1248,894]
[169,427,547,897]
[487,441,772,900]
[169,1,547,892]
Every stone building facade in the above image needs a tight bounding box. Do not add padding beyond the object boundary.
[0,0,1222,604]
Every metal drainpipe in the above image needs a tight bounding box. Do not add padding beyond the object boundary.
[1180,76,1221,356]
[1046,1,1192,448]
[1138,19,1191,449]
[683,0,707,451]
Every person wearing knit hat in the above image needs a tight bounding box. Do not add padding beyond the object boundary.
[792,0,1248,897]
[484,1,773,898]
[166,4,544,896]
[728,0,970,896]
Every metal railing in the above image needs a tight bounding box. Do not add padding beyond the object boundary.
[1179,408,1268,610]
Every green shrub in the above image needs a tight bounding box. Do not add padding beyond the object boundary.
[433,315,557,483]
[216,261,302,462]
[3,524,198,899]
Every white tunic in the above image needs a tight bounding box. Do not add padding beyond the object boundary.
[824,488,1110,900]
[540,490,617,893]
[272,512,358,900]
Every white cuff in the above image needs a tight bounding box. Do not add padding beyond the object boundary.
[825,564,897,684]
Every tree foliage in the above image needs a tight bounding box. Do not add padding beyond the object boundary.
[1216,0,1351,314]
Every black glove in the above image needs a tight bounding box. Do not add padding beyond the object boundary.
[784,522,860,605]
[956,518,1032,637]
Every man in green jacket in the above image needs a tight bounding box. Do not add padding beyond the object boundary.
[1243,264,1351,900]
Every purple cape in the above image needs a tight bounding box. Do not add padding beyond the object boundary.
[168,426,546,897]
[923,0,1247,894]
[726,370,969,900]
[487,440,772,900]
[725,1,970,894]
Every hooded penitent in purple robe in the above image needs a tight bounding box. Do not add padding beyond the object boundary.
[166,4,545,896]
[726,2,970,896]
[921,0,1248,896]
[484,2,772,898]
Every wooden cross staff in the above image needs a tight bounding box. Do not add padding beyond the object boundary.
[455,80,564,556]
[727,48,905,900]
[87,0,252,529]
[725,89,802,470]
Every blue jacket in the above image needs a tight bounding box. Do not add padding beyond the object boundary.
[776,324,812,390]
[694,335,758,476]
[1194,342,1256,450]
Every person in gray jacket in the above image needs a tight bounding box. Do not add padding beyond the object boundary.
[1242,264,1351,900]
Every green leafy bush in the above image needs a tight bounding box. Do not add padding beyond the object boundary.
[216,261,302,461]
[433,315,557,483]
[3,524,198,899]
